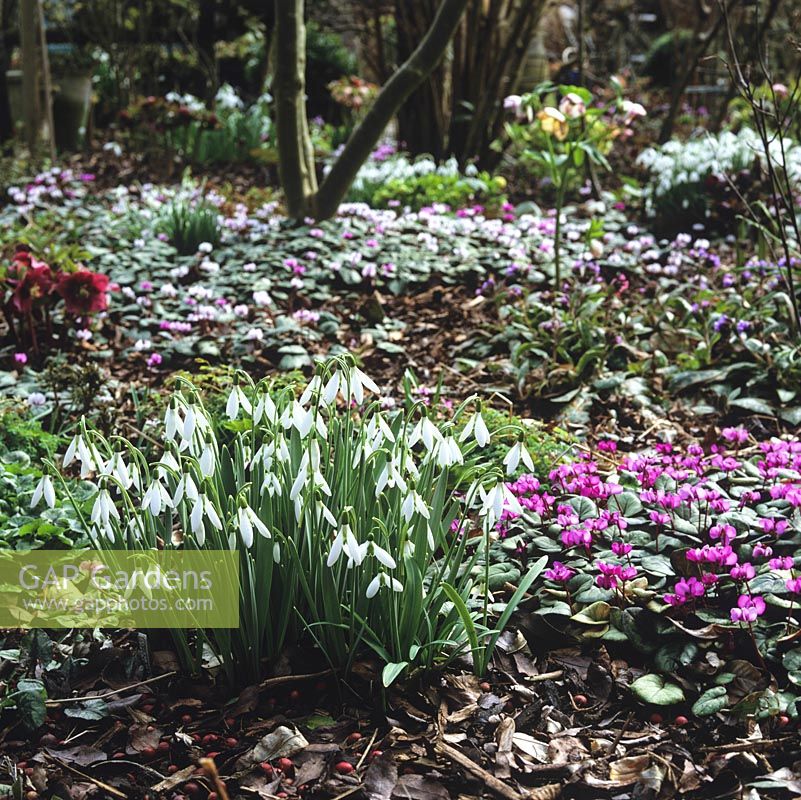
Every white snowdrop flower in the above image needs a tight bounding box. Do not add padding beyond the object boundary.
[322,371,341,405]
[290,462,308,502]
[237,503,271,548]
[327,524,366,568]
[173,471,199,506]
[436,435,463,468]
[409,415,442,451]
[142,479,173,516]
[299,375,322,407]
[156,449,180,480]
[315,500,337,528]
[91,488,119,528]
[366,572,404,599]
[459,409,490,448]
[226,384,253,420]
[164,400,181,440]
[62,434,85,468]
[261,470,282,497]
[31,474,55,509]
[368,540,397,569]
[190,493,222,545]
[401,489,430,522]
[350,367,380,404]
[289,401,314,438]
[199,438,216,478]
[479,481,523,528]
[504,439,535,475]
[253,393,278,425]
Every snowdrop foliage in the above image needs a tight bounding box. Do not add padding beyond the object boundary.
[45,357,544,687]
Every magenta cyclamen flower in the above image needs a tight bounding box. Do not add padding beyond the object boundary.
[729,562,755,581]
[761,518,789,536]
[595,561,636,589]
[544,561,574,582]
[721,426,748,445]
[770,556,794,570]
[611,541,632,556]
[664,576,706,606]
[730,594,766,623]
[786,577,801,594]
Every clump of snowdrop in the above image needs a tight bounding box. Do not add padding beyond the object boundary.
[43,357,544,688]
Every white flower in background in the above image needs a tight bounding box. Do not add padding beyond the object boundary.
[226,384,253,420]
[198,241,214,254]
[459,408,490,448]
[156,449,180,480]
[366,572,403,599]
[105,452,133,489]
[237,503,271,548]
[504,438,535,475]
[376,454,408,496]
[214,83,244,111]
[142,478,173,516]
[31,475,55,509]
[322,371,341,405]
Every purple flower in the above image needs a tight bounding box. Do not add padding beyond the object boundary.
[730,594,765,623]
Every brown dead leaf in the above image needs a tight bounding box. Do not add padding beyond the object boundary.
[363,753,399,800]
[391,773,450,800]
[608,755,651,786]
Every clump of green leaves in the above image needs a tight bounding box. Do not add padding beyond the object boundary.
[157,197,221,255]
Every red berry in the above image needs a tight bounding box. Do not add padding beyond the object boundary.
[346,732,362,743]
[181,714,193,725]
[479,682,491,692]
[158,741,170,752]
[208,794,218,800]
[289,689,301,702]
[259,762,274,776]
[369,750,383,760]
[142,746,157,758]
[192,734,201,742]
[16,762,27,770]
[277,793,288,798]
[168,765,179,774]
[202,734,219,744]
[113,752,125,759]
[277,757,293,772]
[224,717,236,727]
[334,761,355,775]
[650,713,663,724]
[778,714,791,727]
[224,737,238,747]
[573,694,588,707]
[184,784,200,797]
[674,715,689,726]
[206,751,220,760]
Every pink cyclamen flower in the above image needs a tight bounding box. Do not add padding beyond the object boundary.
[730,562,755,581]
[770,556,794,570]
[611,541,632,556]
[786,577,801,594]
[721,426,748,445]
[730,594,766,623]
[544,561,575,582]
[14,352,27,365]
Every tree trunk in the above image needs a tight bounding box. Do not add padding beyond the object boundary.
[19,0,39,153]
[394,0,447,159]
[274,0,318,219]
[0,1,14,144]
[314,0,470,219]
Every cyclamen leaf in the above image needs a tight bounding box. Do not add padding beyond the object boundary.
[630,674,685,706]
[691,686,728,717]
[382,662,409,688]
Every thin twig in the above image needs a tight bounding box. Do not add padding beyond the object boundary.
[45,671,177,706]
